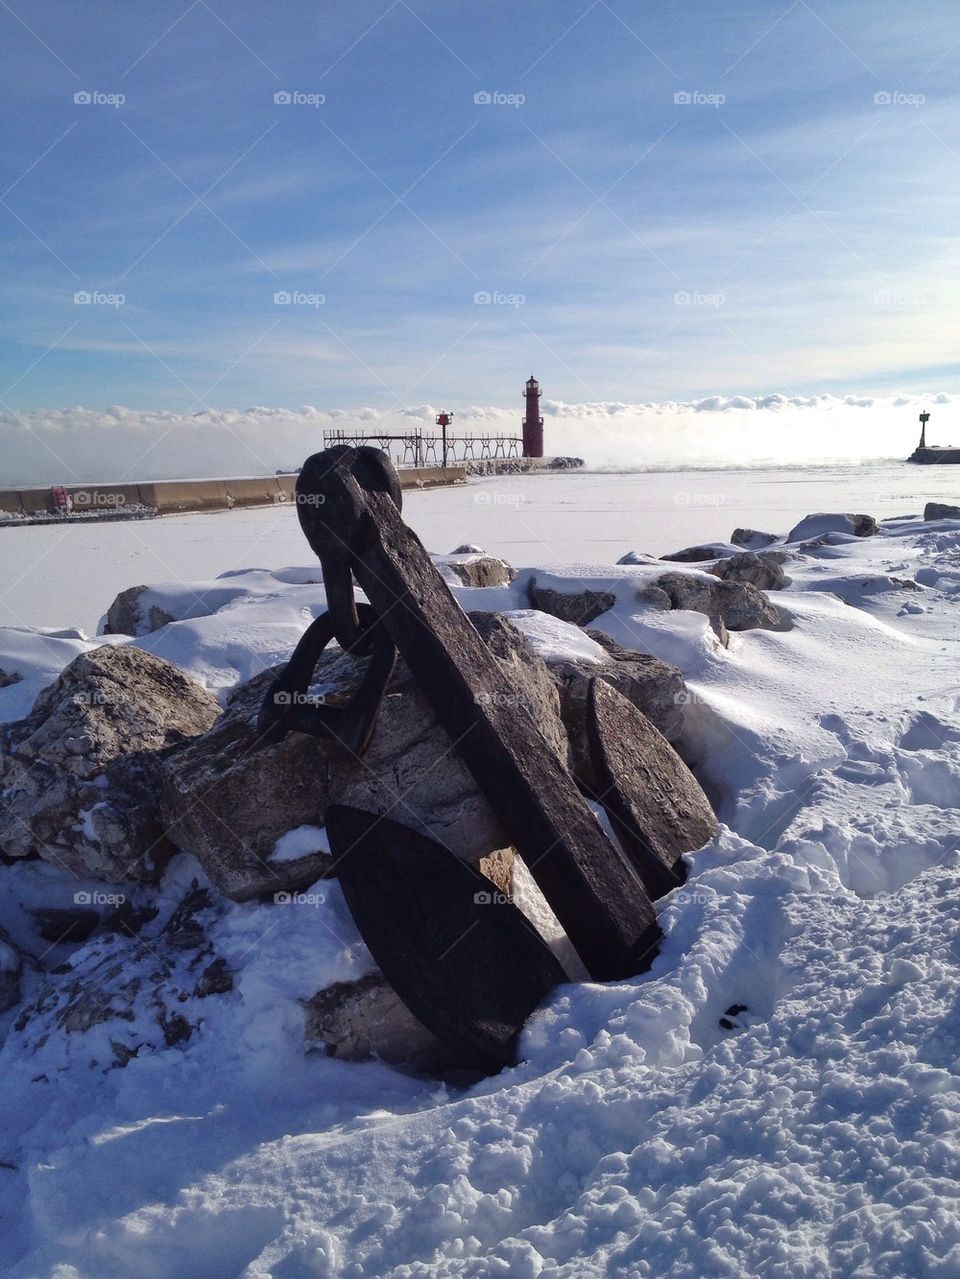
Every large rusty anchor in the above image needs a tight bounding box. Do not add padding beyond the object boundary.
[259,446,713,1068]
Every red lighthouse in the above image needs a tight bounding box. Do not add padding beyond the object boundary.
[522,375,544,458]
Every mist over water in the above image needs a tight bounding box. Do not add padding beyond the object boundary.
[1,392,954,485]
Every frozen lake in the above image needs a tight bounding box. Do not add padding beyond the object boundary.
[3,459,959,634]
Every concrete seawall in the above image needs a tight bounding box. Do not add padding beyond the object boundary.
[0,466,466,522]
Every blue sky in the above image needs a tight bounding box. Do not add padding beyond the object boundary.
[2,0,959,414]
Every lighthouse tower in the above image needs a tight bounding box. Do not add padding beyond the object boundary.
[522,375,544,458]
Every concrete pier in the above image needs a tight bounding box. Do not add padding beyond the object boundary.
[0,466,467,524]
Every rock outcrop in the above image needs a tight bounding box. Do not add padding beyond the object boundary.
[0,645,220,882]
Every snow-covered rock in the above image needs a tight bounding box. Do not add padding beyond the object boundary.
[655,570,790,644]
[709,549,788,590]
[730,526,779,549]
[0,645,220,882]
[660,541,741,562]
[786,511,878,542]
[526,578,615,625]
[435,553,516,588]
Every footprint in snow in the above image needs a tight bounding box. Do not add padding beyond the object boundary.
[718,1003,752,1032]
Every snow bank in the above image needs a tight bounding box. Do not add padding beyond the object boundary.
[2,511,960,1276]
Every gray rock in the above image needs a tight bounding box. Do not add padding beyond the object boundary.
[655,571,790,644]
[924,502,960,521]
[450,543,485,554]
[103,585,175,636]
[304,970,450,1069]
[660,543,739,563]
[0,645,221,882]
[636,584,673,611]
[543,629,687,783]
[160,615,555,901]
[786,512,878,543]
[527,579,615,626]
[0,667,22,689]
[730,528,779,550]
[710,551,787,591]
[437,554,516,588]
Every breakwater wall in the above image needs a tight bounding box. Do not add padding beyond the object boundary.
[0,466,467,523]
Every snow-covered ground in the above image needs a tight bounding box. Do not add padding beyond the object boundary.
[3,486,960,1277]
[4,459,960,634]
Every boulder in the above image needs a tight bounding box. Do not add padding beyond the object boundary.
[660,542,739,563]
[450,543,485,554]
[655,571,790,644]
[542,629,687,782]
[710,551,787,591]
[527,579,615,626]
[103,585,175,636]
[160,615,559,900]
[0,645,221,882]
[304,970,450,1069]
[437,553,516,589]
[730,528,779,550]
[923,502,960,521]
[786,512,878,543]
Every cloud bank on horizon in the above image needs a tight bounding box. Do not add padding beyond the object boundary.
[2,392,950,485]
